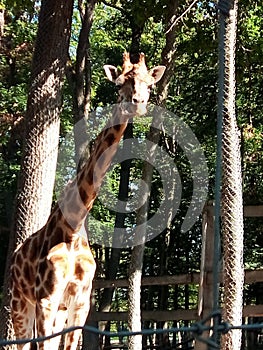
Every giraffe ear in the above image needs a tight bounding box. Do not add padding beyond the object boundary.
[103,65,119,82]
[149,65,166,83]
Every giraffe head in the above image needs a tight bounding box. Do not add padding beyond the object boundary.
[104,52,166,115]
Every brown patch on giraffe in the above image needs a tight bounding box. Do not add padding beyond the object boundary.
[40,240,49,258]
[79,187,89,203]
[20,298,26,310]
[12,287,20,300]
[11,299,19,312]
[38,259,48,278]
[47,213,57,233]
[85,166,93,185]
[58,304,67,311]
[74,262,85,281]
[46,269,56,284]
[105,132,116,146]
[67,282,77,296]
[49,226,64,248]
[69,331,75,344]
[19,278,27,291]
[113,124,121,132]
[24,261,34,286]
[77,170,85,186]
[29,240,39,261]
[36,314,45,336]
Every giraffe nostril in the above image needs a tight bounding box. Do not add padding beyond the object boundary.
[132,97,144,104]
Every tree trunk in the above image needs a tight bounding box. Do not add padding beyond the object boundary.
[66,0,97,171]
[98,122,133,350]
[65,3,98,349]
[219,0,244,349]
[127,3,180,349]
[0,0,73,346]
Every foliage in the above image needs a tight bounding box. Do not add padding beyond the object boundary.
[0,0,262,339]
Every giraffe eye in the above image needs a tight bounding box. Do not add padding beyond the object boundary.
[116,84,122,90]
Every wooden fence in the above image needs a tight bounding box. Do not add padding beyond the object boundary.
[89,205,263,349]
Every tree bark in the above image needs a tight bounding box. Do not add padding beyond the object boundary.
[219,1,244,349]
[127,3,180,349]
[0,0,73,346]
[66,0,97,170]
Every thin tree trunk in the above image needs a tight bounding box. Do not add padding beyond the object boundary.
[219,0,244,349]
[0,0,73,346]
[127,3,180,349]
[98,123,133,350]
[65,3,98,349]
[66,0,97,170]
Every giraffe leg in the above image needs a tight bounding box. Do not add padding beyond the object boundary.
[11,292,35,350]
[63,281,94,350]
[36,296,64,350]
[35,243,71,349]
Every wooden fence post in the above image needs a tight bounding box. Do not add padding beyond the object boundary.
[194,203,215,349]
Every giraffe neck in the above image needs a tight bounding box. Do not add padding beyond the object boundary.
[58,104,132,235]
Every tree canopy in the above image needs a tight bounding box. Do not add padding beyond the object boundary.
[0,0,262,347]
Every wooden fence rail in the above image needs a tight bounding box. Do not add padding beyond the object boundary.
[89,205,263,349]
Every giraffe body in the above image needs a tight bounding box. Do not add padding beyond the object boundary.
[10,52,165,350]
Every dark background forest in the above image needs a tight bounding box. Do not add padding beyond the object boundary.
[0,0,262,349]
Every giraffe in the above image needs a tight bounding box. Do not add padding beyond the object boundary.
[10,52,165,350]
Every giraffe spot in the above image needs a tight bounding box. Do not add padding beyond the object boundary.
[24,262,34,285]
[50,227,64,247]
[79,186,88,204]
[85,170,93,185]
[19,278,27,290]
[58,304,67,311]
[77,170,85,186]
[47,214,57,232]
[105,132,116,146]
[36,275,41,287]
[12,287,20,300]
[67,282,77,295]
[114,124,121,132]
[46,270,55,284]
[74,263,85,281]
[41,241,49,257]
[58,212,63,224]
[20,299,26,310]
[36,316,45,336]
[82,239,88,247]
[29,243,38,261]
[11,299,19,311]
[69,331,75,343]
[38,259,48,277]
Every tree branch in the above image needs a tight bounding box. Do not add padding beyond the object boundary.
[165,0,199,34]
[100,0,128,16]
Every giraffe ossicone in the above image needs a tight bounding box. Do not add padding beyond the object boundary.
[10,52,165,350]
